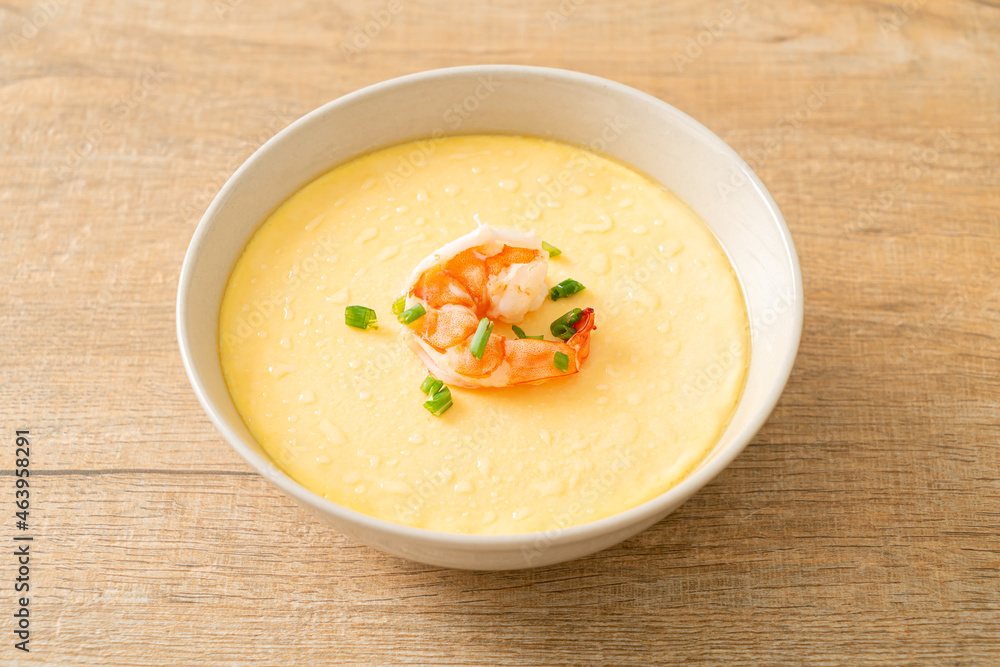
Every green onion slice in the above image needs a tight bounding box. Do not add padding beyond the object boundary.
[550,308,583,341]
[469,317,494,360]
[512,325,543,340]
[542,241,562,258]
[554,351,570,373]
[423,387,453,416]
[345,305,378,330]
[398,302,426,325]
[420,375,444,396]
[548,278,586,301]
[392,296,405,316]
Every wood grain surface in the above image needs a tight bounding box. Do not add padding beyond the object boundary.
[2,0,998,664]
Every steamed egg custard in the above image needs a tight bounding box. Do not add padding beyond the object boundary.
[219,135,749,534]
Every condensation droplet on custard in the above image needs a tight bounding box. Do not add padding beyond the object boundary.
[269,364,297,379]
[304,214,325,232]
[380,480,412,495]
[589,253,610,275]
[317,419,346,445]
[659,239,684,257]
[327,287,349,304]
[574,213,612,234]
[613,245,634,260]
[648,417,676,441]
[477,457,492,476]
[537,479,565,497]
[354,227,378,244]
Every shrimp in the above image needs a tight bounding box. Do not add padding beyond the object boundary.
[399,225,596,389]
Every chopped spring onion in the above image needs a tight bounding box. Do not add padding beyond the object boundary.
[511,325,543,340]
[550,308,584,341]
[542,241,562,258]
[420,376,451,416]
[548,278,586,301]
[420,375,444,396]
[423,386,453,416]
[469,317,494,360]
[392,296,406,316]
[398,302,426,325]
[345,305,378,330]
[554,351,570,373]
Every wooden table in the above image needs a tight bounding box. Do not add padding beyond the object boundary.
[3,0,998,664]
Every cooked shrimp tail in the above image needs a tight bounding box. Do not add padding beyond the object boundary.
[399,225,596,389]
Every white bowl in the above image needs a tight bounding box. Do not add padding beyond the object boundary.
[177,65,802,570]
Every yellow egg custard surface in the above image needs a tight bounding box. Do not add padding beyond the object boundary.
[219,135,749,534]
